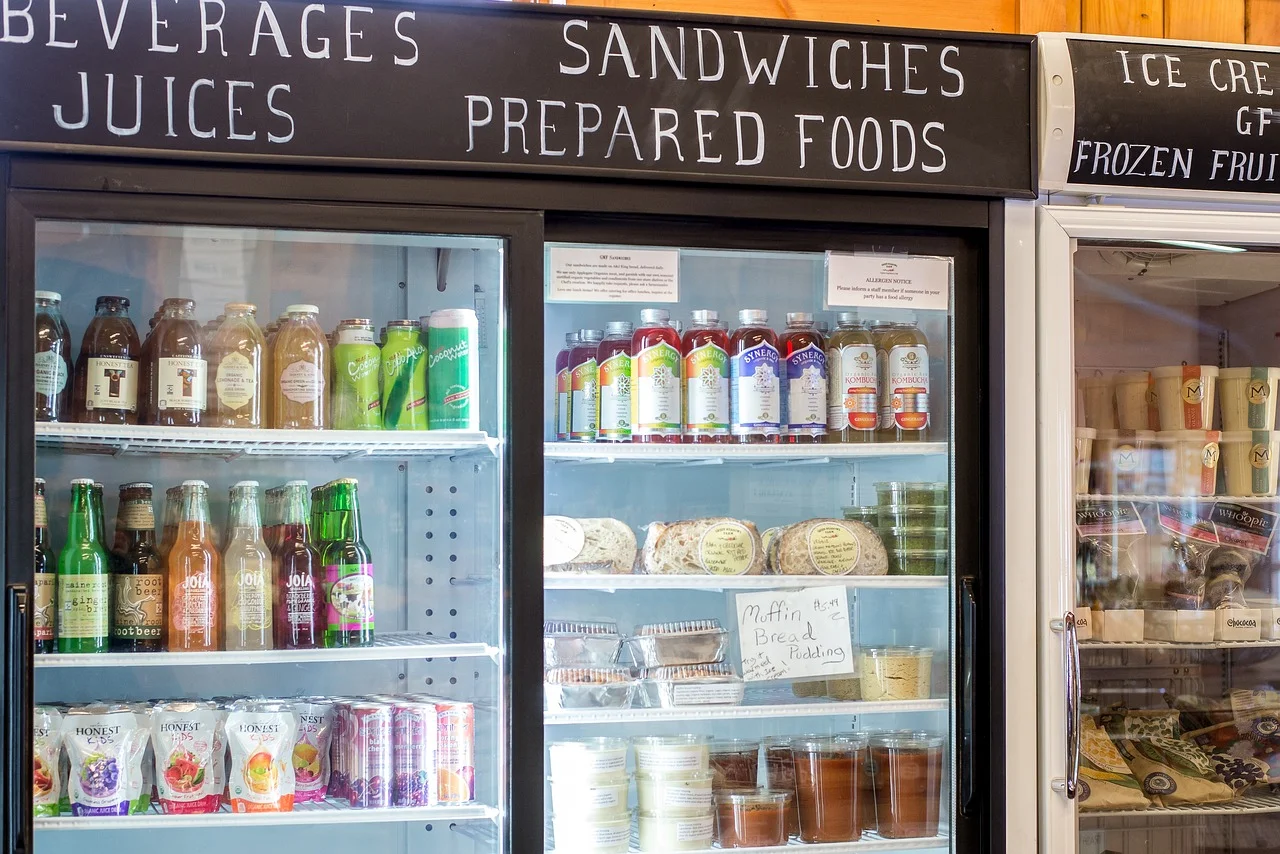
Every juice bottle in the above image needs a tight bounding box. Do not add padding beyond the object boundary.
[869,321,896,438]
[210,303,266,429]
[730,309,781,444]
[826,312,879,443]
[33,478,55,654]
[110,482,164,653]
[137,310,160,425]
[158,486,180,565]
[168,480,221,652]
[630,309,682,444]
[554,332,577,441]
[74,295,142,425]
[273,481,323,650]
[223,481,273,651]
[568,329,604,442]
[596,322,633,443]
[35,291,72,422]
[781,312,828,444]
[380,320,427,431]
[321,479,374,648]
[273,304,330,430]
[332,319,382,431]
[149,297,206,427]
[56,479,110,654]
[682,310,730,444]
[878,318,931,442]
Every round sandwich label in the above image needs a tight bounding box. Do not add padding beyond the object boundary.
[699,522,756,575]
[544,516,586,566]
[807,523,861,575]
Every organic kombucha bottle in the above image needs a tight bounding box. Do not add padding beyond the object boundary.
[630,309,682,444]
[553,332,577,441]
[682,310,730,444]
[877,318,931,443]
[826,312,879,443]
[730,309,780,444]
[74,296,141,425]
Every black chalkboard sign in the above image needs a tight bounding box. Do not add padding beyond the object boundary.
[0,2,1033,197]
[1066,38,1280,194]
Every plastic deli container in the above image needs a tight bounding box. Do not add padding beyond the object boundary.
[842,505,879,526]
[875,482,947,507]
[637,810,715,851]
[552,812,631,854]
[1155,430,1221,497]
[761,737,800,838]
[635,770,715,814]
[889,549,948,577]
[548,775,631,818]
[792,736,868,843]
[860,647,933,701]
[1075,428,1096,493]
[633,735,712,775]
[876,505,948,530]
[882,527,948,552]
[544,620,623,668]
[1153,365,1218,430]
[869,732,945,839]
[709,740,760,792]
[1221,431,1280,497]
[1113,371,1156,431]
[549,737,629,780]
[715,789,791,848]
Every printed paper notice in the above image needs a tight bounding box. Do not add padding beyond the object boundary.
[826,253,951,311]
[548,246,679,303]
[735,586,853,682]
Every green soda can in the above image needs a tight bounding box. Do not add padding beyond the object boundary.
[332,319,382,430]
[425,309,479,431]
[380,320,428,430]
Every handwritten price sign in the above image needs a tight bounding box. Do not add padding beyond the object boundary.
[735,586,853,682]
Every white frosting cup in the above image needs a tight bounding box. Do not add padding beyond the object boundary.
[1079,375,1117,430]
[1155,430,1221,497]
[1092,429,1154,495]
[1153,365,1218,430]
[1114,371,1156,430]
[1075,428,1096,494]
[1221,431,1280,497]
[1219,367,1280,431]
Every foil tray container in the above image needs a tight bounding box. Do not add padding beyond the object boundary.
[544,620,623,667]
[626,620,728,668]
[545,667,636,711]
[635,675,746,708]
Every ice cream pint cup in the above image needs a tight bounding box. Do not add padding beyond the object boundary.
[1154,365,1218,430]
[1219,367,1280,431]
[1222,431,1280,497]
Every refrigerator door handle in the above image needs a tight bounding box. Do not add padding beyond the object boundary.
[1051,610,1081,800]
[959,576,978,815]
[4,584,30,854]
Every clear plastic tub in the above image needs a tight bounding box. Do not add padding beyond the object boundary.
[715,789,791,848]
[889,549,949,577]
[860,647,933,700]
[875,481,948,507]
[637,810,714,851]
[792,735,868,843]
[869,732,945,839]
[635,770,714,814]
[552,811,631,853]
[549,775,631,818]
[548,738,629,780]
[876,505,948,530]
[881,527,948,551]
[842,505,878,526]
[709,740,760,791]
[633,735,711,775]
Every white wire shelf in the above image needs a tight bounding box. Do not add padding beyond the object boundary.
[36,422,498,461]
[35,632,497,667]
[544,574,947,590]
[35,800,497,831]
[545,442,947,466]
[548,835,949,854]
[1078,493,1280,504]
[1081,639,1280,651]
[545,691,947,725]
[1082,788,1280,819]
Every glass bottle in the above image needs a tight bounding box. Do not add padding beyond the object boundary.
[273,481,323,650]
[168,480,220,652]
[569,329,604,442]
[73,295,141,425]
[91,482,106,552]
[878,319,931,443]
[56,478,110,654]
[682,310,731,444]
[110,482,165,652]
[331,319,383,431]
[210,302,267,429]
[781,312,828,444]
[35,291,72,422]
[730,309,781,444]
[158,486,180,565]
[149,298,206,427]
[869,321,896,440]
[827,313,879,443]
[379,320,427,430]
[631,309,682,444]
[597,322,633,443]
[223,481,273,651]
[33,478,55,654]
[273,304,329,430]
[321,479,374,648]
[137,310,160,425]
[554,332,578,441]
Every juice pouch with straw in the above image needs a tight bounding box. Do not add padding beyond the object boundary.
[292,699,334,803]
[61,707,141,816]
[211,702,230,805]
[126,703,154,813]
[33,706,63,817]
[152,702,220,814]
[227,701,299,812]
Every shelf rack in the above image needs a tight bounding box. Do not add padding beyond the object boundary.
[545,692,947,725]
[1077,493,1280,504]
[36,632,498,668]
[547,836,950,854]
[36,423,499,461]
[546,442,947,466]
[1082,788,1280,819]
[35,801,498,831]
[544,574,947,591]
[1081,640,1280,651]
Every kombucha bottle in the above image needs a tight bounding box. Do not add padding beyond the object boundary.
[150,298,206,427]
[596,322,633,443]
[272,305,329,430]
[210,303,267,429]
[568,329,604,442]
[223,481,273,651]
[74,295,141,425]
[730,309,781,444]
[869,321,896,440]
[826,312,879,443]
[780,312,828,444]
[631,309,682,443]
[35,291,72,423]
[878,319,931,442]
[682,310,730,444]
[167,480,220,652]
[554,332,577,441]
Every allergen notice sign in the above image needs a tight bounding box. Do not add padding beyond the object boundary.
[826,253,951,311]
[735,586,853,682]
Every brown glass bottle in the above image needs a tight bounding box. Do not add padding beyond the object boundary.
[137,310,160,424]
[35,291,72,422]
[149,298,207,427]
[73,295,141,425]
[111,482,165,652]
[877,320,931,443]
[827,312,879,444]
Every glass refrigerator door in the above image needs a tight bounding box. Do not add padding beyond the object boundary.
[542,237,959,853]
[19,198,515,854]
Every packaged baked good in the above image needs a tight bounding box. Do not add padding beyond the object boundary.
[1078,717,1149,811]
[545,666,635,711]
[635,663,745,708]
[1077,535,1141,610]
[766,519,888,576]
[1099,708,1180,742]
[626,620,728,668]
[641,518,765,576]
[1204,546,1255,609]
[544,516,637,574]
[1229,689,1280,783]
[544,620,623,668]
[1121,736,1236,807]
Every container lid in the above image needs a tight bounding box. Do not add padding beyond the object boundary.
[890,548,949,558]
[387,319,418,328]
[285,304,319,314]
[578,328,604,343]
[791,735,866,753]
[547,775,629,786]
[338,318,374,327]
[738,309,768,325]
[885,527,948,536]
[1152,364,1220,377]
[34,477,45,485]
[635,769,714,782]
[639,308,671,324]
[428,308,477,324]
[605,321,633,336]
[69,477,94,486]
[713,788,792,806]
[181,480,209,488]
[551,736,629,751]
[709,739,760,754]
[34,290,61,302]
[868,320,894,329]
[633,734,712,747]
[786,312,814,325]
[95,295,130,309]
[836,311,860,325]
[868,732,945,749]
[636,810,716,821]
[690,309,718,325]
[1113,371,1152,384]
[862,645,934,657]
[231,480,260,489]
[565,332,579,345]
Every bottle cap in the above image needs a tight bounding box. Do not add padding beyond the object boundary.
[34,477,45,485]
[284,480,310,487]
[224,302,257,314]
[162,297,195,311]
[285,304,319,315]
[869,320,895,330]
[605,321,633,336]
[577,328,604,343]
[565,332,579,345]
[181,480,209,488]
[690,310,719,326]
[34,291,61,303]
[428,308,478,326]
[387,319,417,328]
[837,311,860,325]
[95,295,130,310]
[120,482,153,490]
[70,478,93,486]
[338,318,374,328]
[232,481,260,489]
[738,309,768,326]
[639,308,670,324]
[786,312,814,325]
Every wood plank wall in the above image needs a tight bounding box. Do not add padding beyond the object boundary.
[532,0,1279,43]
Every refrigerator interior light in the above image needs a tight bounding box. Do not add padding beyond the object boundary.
[1150,239,1247,253]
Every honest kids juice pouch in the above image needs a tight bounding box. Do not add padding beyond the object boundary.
[152,702,220,814]
[292,699,334,803]
[126,702,153,813]
[226,700,299,812]
[33,706,62,817]
[61,706,141,816]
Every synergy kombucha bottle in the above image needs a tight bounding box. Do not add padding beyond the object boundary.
[596,322,633,443]
[168,480,221,652]
[878,318,931,443]
[730,309,781,444]
[780,312,828,444]
[74,296,141,425]
[273,305,330,430]
[568,329,604,442]
[554,332,577,441]
[35,291,72,423]
[210,303,267,429]
[223,481,273,652]
[826,312,879,443]
[149,298,206,427]
[682,310,730,444]
[631,309,682,444]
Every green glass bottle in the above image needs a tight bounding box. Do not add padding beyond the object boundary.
[57,478,110,653]
[321,479,374,648]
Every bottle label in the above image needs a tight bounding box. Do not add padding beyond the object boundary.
[111,574,164,640]
[280,360,326,404]
[888,345,930,431]
[598,352,632,441]
[156,357,206,412]
[730,341,780,435]
[569,358,598,440]
[57,575,109,639]
[632,341,681,436]
[85,357,139,412]
[555,367,570,439]
[34,574,54,642]
[829,344,879,432]
[171,573,215,635]
[229,568,270,632]
[338,327,376,345]
[34,350,68,397]
[784,342,828,434]
[118,498,154,531]
[284,572,317,630]
[324,563,374,632]
[215,351,257,411]
[684,342,729,434]
[35,494,47,529]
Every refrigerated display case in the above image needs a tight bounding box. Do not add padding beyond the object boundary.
[1037,32,1280,854]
